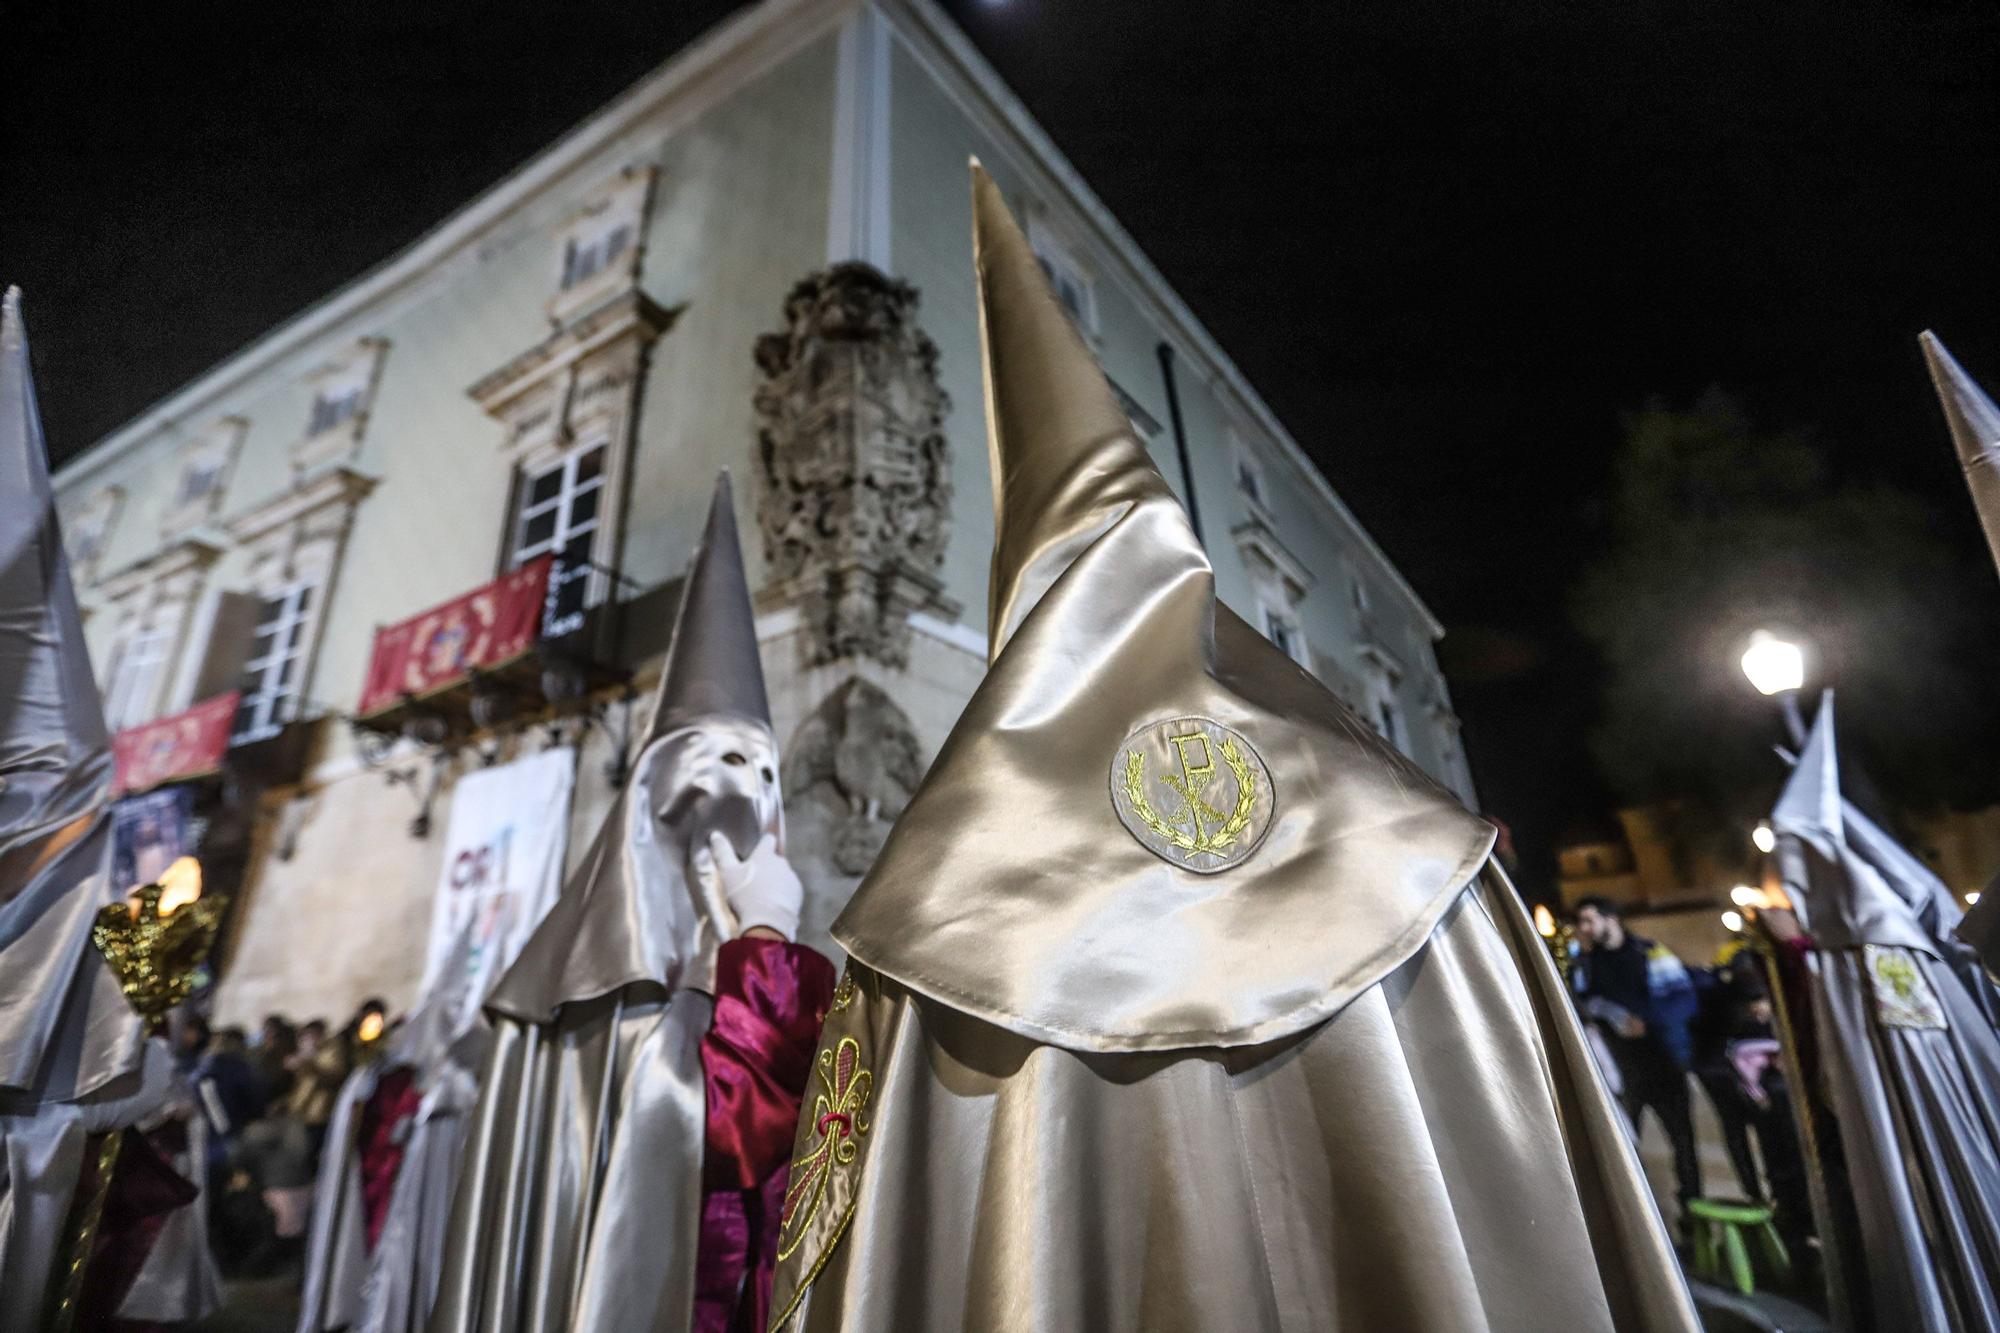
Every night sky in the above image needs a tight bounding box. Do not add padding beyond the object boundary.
[7,1,1999,885]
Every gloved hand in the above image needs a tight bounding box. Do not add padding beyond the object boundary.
[706,830,803,942]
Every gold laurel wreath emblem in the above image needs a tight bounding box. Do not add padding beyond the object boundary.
[1122,737,1259,859]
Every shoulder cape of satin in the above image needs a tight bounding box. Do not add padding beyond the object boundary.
[830,166,1493,1054]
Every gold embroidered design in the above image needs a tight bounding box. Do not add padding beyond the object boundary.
[1110,717,1272,872]
[776,1035,873,1262]
[829,970,858,1014]
[1865,944,1948,1030]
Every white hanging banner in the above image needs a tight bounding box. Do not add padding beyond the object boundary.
[423,746,577,1034]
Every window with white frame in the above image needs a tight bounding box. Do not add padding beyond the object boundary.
[1263,604,1306,667]
[1359,654,1409,754]
[1234,439,1267,508]
[547,168,654,324]
[104,621,174,731]
[1028,218,1098,334]
[307,384,364,437]
[561,222,633,291]
[231,580,316,743]
[510,441,607,639]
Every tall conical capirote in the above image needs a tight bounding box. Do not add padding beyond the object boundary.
[1772,689,1842,841]
[481,471,774,1023]
[1908,335,2000,968]
[644,472,771,742]
[0,289,140,1116]
[1920,332,2000,582]
[827,164,1494,1054]
[0,287,111,862]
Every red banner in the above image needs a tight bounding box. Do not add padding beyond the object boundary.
[113,691,240,795]
[356,557,553,717]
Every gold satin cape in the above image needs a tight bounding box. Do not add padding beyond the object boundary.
[765,167,1696,1332]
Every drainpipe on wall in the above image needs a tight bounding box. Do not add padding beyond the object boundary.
[1156,341,1203,547]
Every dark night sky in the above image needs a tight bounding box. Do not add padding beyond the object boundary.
[7,1,2000,886]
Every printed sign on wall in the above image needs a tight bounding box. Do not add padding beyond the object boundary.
[422,745,576,1036]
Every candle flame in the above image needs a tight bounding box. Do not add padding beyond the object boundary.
[157,857,204,916]
[1533,904,1557,938]
[358,1012,385,1044]
[1730,885,1770,910]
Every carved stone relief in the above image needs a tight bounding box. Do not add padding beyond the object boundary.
[752,263,956,668]
[781,677,925,954]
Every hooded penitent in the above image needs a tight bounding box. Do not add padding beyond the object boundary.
[765,167,1695,1332]
[295,920,495,1333]
[432,476,834,1333]
[1769,693,2000,1332]
[0,288,174,1329]
[1918,331,2000,975]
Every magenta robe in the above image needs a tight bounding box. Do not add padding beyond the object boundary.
[694,937,837,1333]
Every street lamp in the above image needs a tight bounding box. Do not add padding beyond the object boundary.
[1741,629,1809,745]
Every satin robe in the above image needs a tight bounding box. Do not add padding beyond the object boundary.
[431,938,832,1332]
[771,870,1695,1333]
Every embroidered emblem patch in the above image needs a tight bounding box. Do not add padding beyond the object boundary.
[1109,716,1273,873]
[1864,944,1948,1030]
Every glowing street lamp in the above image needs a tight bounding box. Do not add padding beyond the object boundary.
[1741,630,1805,696]
[1741,629,1809,745]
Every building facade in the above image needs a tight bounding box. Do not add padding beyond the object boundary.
[53,0,1477,1028]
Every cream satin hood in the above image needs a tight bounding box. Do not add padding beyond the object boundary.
[830,167,1494,1053]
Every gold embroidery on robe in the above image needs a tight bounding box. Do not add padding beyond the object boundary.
[770,968,877,1329]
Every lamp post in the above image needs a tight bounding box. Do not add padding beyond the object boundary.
[1741,629,1809,747]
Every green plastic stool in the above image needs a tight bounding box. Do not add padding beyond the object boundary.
[1685,1198,1791,1295]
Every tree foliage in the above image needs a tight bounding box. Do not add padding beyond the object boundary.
[1574,392,2000,847]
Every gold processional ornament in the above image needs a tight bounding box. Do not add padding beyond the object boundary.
[52,856,227,1333]
[1110,717,1273,873]
[90,855,227,1025]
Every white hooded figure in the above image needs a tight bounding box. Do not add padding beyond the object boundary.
[431,475,832,1333]
[0,288,221,1330]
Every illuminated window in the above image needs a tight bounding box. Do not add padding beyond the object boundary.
[232,580,316,744]
[511,442,607,639]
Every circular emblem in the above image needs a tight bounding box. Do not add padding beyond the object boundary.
[1109,716,1274,873]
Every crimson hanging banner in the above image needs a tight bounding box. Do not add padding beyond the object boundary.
[112,691,240,794]
[356,556,553,718]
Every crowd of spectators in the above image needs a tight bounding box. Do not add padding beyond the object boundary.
[174,997,392,1273]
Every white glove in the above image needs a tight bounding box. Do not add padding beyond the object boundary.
[706,831,803,942]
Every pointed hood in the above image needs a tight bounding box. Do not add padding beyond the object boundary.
[1919,332,2000,580]
[0,287,111,878]
[830,165,1494,1053]
[1772,690,1843,840]
[485,473,778,1021]
[1770,692,1930,953]
[645,474,771,740]
[0,289,140,1103]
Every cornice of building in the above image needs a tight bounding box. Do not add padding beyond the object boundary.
[55,0,860,493]
[875,0,1445,640]
[57,0,1444,642]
